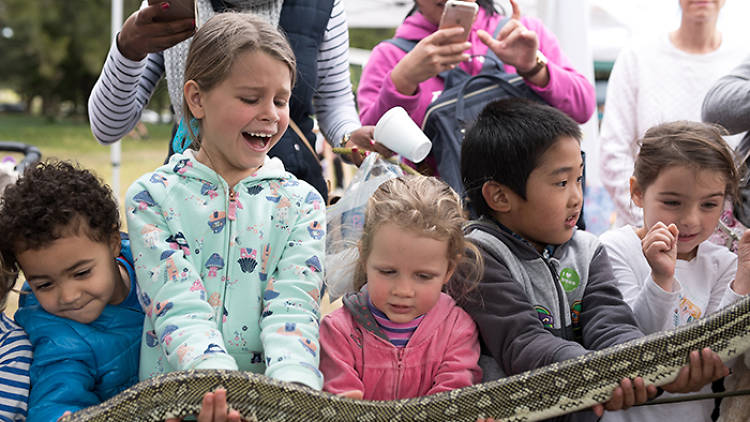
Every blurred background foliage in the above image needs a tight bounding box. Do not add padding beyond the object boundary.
[0,1,397,120]
[0,0,169,119]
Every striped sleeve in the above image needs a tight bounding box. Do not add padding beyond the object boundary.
[0,313,31,421]
[312,0,362,147]
[88,38,166,144]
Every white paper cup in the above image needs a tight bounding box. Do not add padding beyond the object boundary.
[374,107,432,163]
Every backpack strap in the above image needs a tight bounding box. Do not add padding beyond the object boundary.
[383,37,419,53]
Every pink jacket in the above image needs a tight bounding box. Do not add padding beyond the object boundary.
[358,9,596,128]
[320,292,481,400]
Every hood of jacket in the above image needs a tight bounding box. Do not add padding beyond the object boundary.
[465,216,579,262]
[168,149,290,188]
[341,289,460,345]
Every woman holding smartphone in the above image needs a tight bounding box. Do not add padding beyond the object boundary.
[357,0,596,172]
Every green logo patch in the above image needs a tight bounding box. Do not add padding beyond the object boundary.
[559,267,580,292]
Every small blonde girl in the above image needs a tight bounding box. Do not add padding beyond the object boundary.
[126,12,325,421]
[600,121,750,422]
[320,175,483,400]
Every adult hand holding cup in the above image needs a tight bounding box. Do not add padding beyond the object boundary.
[374,107,432,163]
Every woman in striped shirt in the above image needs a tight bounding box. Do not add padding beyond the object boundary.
[88,0,379,199]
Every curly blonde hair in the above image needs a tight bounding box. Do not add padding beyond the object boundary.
[354,175,483,300]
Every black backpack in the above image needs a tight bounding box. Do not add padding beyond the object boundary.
[384,17,545,195]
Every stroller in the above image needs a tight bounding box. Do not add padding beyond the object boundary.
[0,141,41,197]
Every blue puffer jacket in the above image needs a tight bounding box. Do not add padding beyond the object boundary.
[14,235,143,422]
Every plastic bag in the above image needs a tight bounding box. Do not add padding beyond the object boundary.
[325,153,404,300]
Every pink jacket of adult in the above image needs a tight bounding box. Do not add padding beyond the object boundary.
[358,8,596,130]
[320,291,481,400]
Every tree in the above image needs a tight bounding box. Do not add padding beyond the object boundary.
[0,0,142,117]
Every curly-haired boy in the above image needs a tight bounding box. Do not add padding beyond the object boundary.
[0,161,143,422]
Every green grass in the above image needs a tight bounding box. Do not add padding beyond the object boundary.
[0,113,171,208]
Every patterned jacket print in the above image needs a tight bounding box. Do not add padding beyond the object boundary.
[126,151,325,389]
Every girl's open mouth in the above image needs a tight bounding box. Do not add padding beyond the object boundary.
[243,131,274,151]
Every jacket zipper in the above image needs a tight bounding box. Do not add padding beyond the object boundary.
[228,188,238,221]
[541,250,570,341]
[394,348,405,398]
[218,184,236,332]
[394,347,404,397]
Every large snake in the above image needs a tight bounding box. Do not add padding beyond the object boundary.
[63,294,750,422]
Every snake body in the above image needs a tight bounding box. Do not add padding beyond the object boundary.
[64,294,750,422]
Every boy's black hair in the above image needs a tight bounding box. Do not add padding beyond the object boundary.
[461,99,582,218]
[0,161,120,275]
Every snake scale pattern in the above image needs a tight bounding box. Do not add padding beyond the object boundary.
[63,294,750,422]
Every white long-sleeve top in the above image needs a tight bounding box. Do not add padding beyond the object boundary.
[88,0,360,147]
[600,225,746,422]
[599,33,744,226]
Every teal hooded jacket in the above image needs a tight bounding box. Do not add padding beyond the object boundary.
[126,151,325,389]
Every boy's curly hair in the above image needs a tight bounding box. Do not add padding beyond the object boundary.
[0,161,120,277]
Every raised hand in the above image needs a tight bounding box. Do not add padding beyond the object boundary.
[118,2,196,61]
[476,0,538,75]
[641,222,679,291]
[389,27,471,95]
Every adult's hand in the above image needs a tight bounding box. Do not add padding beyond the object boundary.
[118,2,196,61]
[390,27,471,95]
[477,0,548,86]
[343,126,395,166]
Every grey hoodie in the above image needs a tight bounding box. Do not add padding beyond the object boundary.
[460,217,643,422]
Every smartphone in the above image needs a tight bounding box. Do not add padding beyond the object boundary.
[148,0,195,22]
[438,0,479,44]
